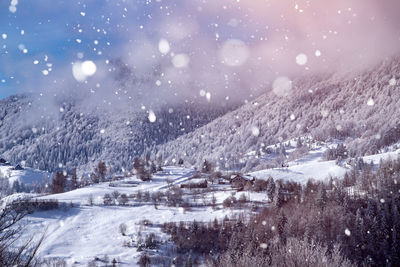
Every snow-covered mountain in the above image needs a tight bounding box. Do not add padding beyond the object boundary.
[157,56,400,171]
[1,56,399,175]
[0,94,235,173]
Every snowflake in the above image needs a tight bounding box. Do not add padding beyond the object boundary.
[296,53,308,65]
[148,110,156,123]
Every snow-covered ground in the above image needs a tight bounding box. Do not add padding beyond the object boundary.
[8,144,400,265]
[251,142,400,183]
[19,167,244,266]
[0,164,50,185]
[251,144,344,183]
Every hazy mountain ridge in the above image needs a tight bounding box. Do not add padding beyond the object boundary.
[156,56,400,171]
[1,56,399,174]
[0,95,236,173]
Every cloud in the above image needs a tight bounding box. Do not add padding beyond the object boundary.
[2,0,400,112]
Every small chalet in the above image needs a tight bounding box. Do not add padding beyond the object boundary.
[0,158,10,165]
[230,174,255,191]
[14,164,24,170]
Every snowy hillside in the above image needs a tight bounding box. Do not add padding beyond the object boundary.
[0,95,235,173]
[157,56,400,172]
[0,163,50,186]
[12,146,400,265]
[18,167,254,266]
[2,56,399,176]
[2,0,400,265]
[250,142,400,184]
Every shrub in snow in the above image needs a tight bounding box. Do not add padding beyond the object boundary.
[40,258,67,266]
[88,194,94,206]
[144,233,158,249]
[238,194,247,204]
[223,196,237,208]
[119,193,129,205]
[202,159,214,173]
[143,191,151,203]
[165,186,183,207]
[138,252,150,267]
[112,190,120,203]
[119,223,127,236]
[103,193,112,205]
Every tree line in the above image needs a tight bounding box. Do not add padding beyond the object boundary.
[161,157,400,266]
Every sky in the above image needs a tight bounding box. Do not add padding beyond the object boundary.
[1,0,400,103]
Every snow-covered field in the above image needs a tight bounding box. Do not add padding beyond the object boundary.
[19,167,244,266]
[0,164,50,185]
[7,144,400,265]
[251,143,400,183]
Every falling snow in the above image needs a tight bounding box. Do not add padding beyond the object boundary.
[296,53,308,65]
[158,38,170,54]
[172,54,190,68]
[72,60,97,82]
[148,110,156,123]
[219,39,249,67]
[345,228,351,236]
[251,126,260,136]
[273,76,292,96]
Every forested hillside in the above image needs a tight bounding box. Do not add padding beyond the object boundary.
[0,95,234,173]
[157,56,400,171]
[2,56,399,175]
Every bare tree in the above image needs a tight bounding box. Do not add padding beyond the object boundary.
[211,194,217,210]
[51,171,66,194]
[166,178,174,189]
[70,168,78,190]
[134,157,151,181]
[88,194,94,206]
[0,202,44,266]
[94,161,107,182]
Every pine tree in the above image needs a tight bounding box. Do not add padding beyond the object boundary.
[184,254,193,267]
[156,155,163,171]
[354,209,366,262]
[296,138,303,148]
[277,210,288,245]
[316,185,328,210]
[266,177,275,202]
[378,206,391,266]
[202,159,213,173]
[273,182,284,208]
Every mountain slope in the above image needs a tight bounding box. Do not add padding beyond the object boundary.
[0,95,235,173]
[156,56,400,171]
